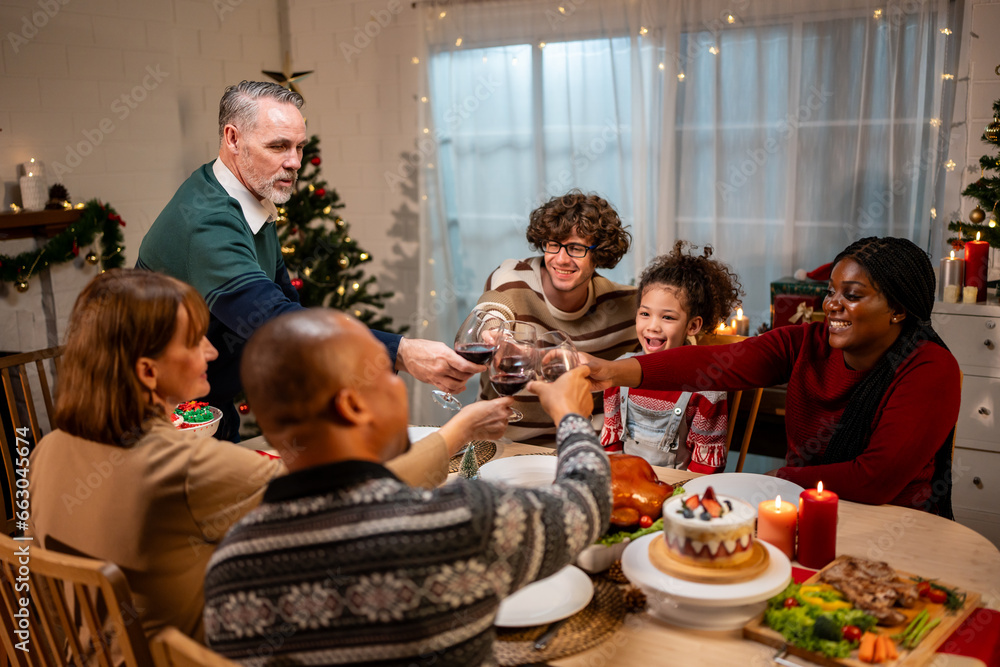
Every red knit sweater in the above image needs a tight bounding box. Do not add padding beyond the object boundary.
[635,323,961,511]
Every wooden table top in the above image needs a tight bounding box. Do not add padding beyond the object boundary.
[241,435,1000,665]
[490,441,1000,666]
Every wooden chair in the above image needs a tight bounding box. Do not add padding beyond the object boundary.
[0,347,62,536]
[150,628,239,667]
[0,533,154,667]
[697,334,764,473]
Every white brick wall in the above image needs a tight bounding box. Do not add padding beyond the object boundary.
[0,0,282,352]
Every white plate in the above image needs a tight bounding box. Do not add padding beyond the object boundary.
[479,456,557,487]
[682,472,805,508]
[495,565,594,627]
[621,533,791,630]
[408,426,440,443]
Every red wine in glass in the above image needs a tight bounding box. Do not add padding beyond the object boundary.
[491,372,530,396]
[541,362,569,382]
[454,342,496,365]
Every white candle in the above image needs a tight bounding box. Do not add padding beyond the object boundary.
[963,286,978,303]
[734,308,750,336]
[943,284,961,303]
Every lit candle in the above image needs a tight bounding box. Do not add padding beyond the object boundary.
[938,250,964,302]
[797,481,838,568]
[734,308,750,336]
[757,494,796,560]
[964,232,989,303]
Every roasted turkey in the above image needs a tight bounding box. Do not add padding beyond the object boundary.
[609,453,675,526]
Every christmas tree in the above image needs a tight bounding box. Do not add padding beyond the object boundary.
[277,135,407,334]
[947,99,1000,251]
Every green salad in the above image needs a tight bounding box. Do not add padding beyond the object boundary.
[764,583,877,658]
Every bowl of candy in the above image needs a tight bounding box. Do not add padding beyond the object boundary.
[173,401,223,437]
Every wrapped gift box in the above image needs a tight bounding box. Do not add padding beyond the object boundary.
[770,276,828,329]
[772,293,826,329]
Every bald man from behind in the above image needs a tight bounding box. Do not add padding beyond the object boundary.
[203,309,611,666]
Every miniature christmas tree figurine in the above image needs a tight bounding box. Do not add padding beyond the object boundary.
[458,443,479,480]
[277,135,407,334]
[947,99,1000,252]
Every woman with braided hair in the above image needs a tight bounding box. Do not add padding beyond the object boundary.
[586,237,961,516]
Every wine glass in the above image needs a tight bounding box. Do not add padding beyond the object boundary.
[489,321,538,422]
[536,330,579,382]
[432,309,507,411]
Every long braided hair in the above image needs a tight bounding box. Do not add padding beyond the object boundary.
[820,237,955,518]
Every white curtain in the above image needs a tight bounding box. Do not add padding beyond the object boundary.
[412,0,961,422]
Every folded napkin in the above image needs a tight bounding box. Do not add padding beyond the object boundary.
[792,566,1000,664]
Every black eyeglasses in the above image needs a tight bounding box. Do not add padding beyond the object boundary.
[542,240,597,258]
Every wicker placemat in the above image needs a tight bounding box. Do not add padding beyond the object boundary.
[447,440,497,473]
[493,578,625,666]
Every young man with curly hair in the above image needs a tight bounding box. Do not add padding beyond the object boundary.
[476,190,638,442]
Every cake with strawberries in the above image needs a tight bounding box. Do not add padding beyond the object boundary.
[661,487,756,568]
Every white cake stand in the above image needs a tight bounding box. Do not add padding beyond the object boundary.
[621,532,792,631]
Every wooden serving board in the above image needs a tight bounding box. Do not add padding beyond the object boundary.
[743,555,980,667]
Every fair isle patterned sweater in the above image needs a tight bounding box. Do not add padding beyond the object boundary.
[203,414,611,666]
[477,257,638,442]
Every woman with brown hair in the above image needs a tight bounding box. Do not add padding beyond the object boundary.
[28,269,511,642]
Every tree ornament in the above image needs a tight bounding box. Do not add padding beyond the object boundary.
[238,402,251,415]
[458,444,479,479]
[71,240,79,257]
[986,115,1000,143]
[85,251,99,265]
[315,188,326,197]
[970,206,986,224]
[291,277,304,290]
[14,279,29,293]
[338,255,350,268]
[310,156,321,166]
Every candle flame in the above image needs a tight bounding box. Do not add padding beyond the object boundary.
[817,481,824,493]
[737,308,744,319]
[976,231,981,241]
[731,318,736,327]
[775,495,782,510]
[950,250,955,259]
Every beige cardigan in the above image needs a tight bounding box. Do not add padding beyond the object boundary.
[28,421,450,642]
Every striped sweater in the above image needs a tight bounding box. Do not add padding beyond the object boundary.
[476,257,638,442]
[202,414,611,666]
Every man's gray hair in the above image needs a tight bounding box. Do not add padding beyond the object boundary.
[218,81,304,141]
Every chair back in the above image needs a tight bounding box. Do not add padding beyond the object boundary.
[0,533,154,667]
[150,628,238,667]
[696,334,764,473]
[0,347,62,536]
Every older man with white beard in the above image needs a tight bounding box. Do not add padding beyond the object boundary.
[138,81,483,442]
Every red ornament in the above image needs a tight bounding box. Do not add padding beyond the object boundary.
[72,240,79,257]
[238,402,251,415]
[315,188,326,197]
[310,156,321,166]
[290,227,298,235]
[291,277,304,290]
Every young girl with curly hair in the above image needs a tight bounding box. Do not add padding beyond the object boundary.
[600,241,743,472]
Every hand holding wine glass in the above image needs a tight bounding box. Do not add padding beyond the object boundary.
[431,310,506,411]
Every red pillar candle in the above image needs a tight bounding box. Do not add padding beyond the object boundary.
[797,482,838,569]
[965,232,989,303]
[757,495,797,561]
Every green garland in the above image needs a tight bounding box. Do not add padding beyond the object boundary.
[1,199,126,288]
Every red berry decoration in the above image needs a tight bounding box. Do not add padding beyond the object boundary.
[315,188,326,197]
[310,156,321,166]
[238,402,251,415]
[291,277,304,290]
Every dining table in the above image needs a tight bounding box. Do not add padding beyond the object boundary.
[240,433,1000,666]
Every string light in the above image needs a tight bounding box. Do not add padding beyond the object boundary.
[539,42,546,49]
[455,37,462,47]
[323,205,332,214]
[359,253,369,260]
[423,127,430,134]
[429,290,437,296]
[930,208,937,219]
[352,282,360,291]
[421,96,428,103]
[439,10,446,18]
[929,118,942,127]
[558,6,566,14]
[873,8,882,19]
[677,72,685,81]
[941,73,954,80]
[940,28,952,35]
[727,14,736,24]
[411,56,420,64]
[658,62,665,70]
[639,26,648,36]
[944,159,956,172]
[709,45,720,55]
